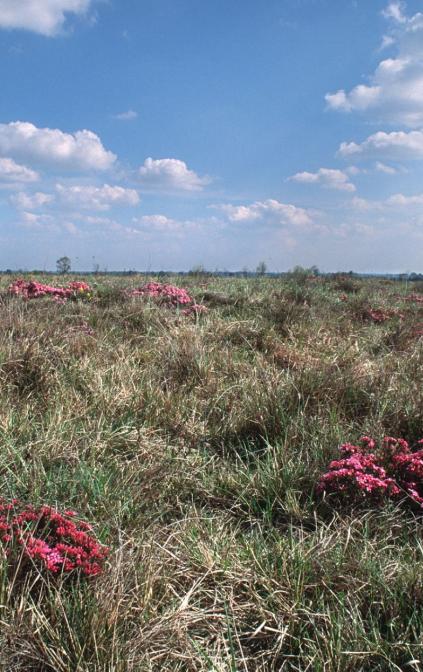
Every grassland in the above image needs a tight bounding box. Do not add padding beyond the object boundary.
[0,272,422,671]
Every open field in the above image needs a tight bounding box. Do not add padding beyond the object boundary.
[0,272,422,671]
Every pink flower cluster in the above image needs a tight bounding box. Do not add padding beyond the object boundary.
[0,500,108,576]
[129,281,207,315]
[317,436,423,507]
[129,281,193,305]
[9,279,91,302]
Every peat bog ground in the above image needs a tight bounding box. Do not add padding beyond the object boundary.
[0,272,422,671]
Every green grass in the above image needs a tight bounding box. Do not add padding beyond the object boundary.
[0,273,422,670]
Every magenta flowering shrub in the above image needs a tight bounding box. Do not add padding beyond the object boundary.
[317,436,423,508]
[129,281,207,314]
[9,279,91,302]
[129,281,193,305]
[0,500,108,576]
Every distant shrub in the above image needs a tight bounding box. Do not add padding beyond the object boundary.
[129,281,207,314]
[9,279,91,302]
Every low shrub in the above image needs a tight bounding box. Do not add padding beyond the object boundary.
[128,281,207,314]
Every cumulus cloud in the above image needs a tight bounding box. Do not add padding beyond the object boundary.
[0,0,93,36]
[289,167,356,192]
[56,183,140,210]
[216,199,314,228]
[0,157,39,183]
[325,2,423,126]
[0,121,116,171]
[10,191,54,209]
[338,129,423,160]
[138,158,211,191]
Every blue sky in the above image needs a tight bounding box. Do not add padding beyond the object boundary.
[0,0,422,272]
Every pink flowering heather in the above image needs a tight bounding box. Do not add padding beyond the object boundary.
[9,279,91,302]
[129,281,193,305]
[129,281,207,315]
[0,500,108,577]
[317,436,423,508]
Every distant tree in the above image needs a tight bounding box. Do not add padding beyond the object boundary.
[256,260,267,276]
[56,256,71,274]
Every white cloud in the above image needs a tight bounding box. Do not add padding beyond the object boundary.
[351,196,384,211]
[114,109,138,121]
[387,192,423,205]
[325,85,381,112]
[338,129,423,160]
[375,161,398,174]
[0,121,116,171]
[216,199,314,228]
[10,191,54,209]
[382,2,407,23]
[56,183,140,210]
[289,167,356,192]
[351,191,423,210]
[138,158,210,191]
[0,157,39,183]
[0,0,93,36]
[326,3,423,126]
[21,211,54,228]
